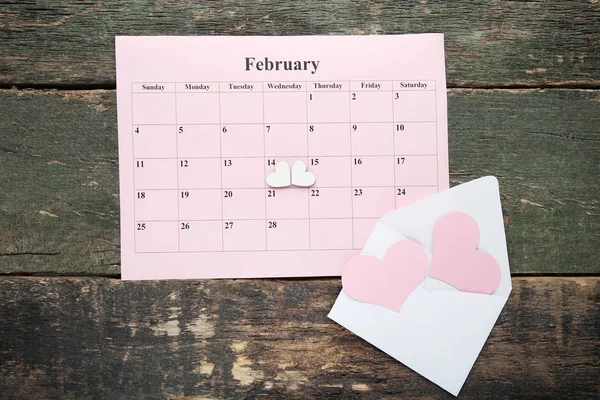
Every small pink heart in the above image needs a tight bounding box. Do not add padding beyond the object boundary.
[342,240,428,312]
[430,212,501,294]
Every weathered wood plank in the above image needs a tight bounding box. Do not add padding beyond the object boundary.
[0,88,598,275]
[0,1,598,86]
[0,90,120,275]
[0,277,597,399]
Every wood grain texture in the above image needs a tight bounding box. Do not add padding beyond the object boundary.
[0,88,598,275]
[0,1,599,87]
[0,277,597,399]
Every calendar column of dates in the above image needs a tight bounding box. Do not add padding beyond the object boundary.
[306,81,354,250]
[349,81,397,249]
[393,81,439,206]
[219,82,267,251]
[175,82,223,252]
[131,83,180,253]
[263,82,310,250]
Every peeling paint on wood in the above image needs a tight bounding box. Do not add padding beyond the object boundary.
[0,277,597,399]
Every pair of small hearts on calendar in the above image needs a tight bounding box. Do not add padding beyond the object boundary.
[342,211,502,312]
[266,160,315,188]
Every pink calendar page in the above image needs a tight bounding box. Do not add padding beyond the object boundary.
[115,34,449,280]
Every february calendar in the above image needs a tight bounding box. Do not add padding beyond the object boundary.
[116,34,449,280]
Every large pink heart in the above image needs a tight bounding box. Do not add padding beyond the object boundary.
[342,240,428,312]
[430,212,501,294]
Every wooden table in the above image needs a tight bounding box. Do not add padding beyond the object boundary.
[0,2,598,398]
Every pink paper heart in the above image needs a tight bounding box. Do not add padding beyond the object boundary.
[342,240,428,312]
[430,212,501,294]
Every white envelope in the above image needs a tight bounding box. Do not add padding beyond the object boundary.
[328,176,511,396]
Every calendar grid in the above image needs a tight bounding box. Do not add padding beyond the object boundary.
[131,80,434,91]
[133,154,438,159]
[132,121,437,126]
[133,184,439,191]
[130,84,137,254]
[139,216,412,222]
[174,85,180,251]
[130,248,362,254]
[261,82,268,250]
[391,89,397,208]
[132,79,440,253]
[305,84,312,250]
[348,84,355,248]
[218,82,225,251]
